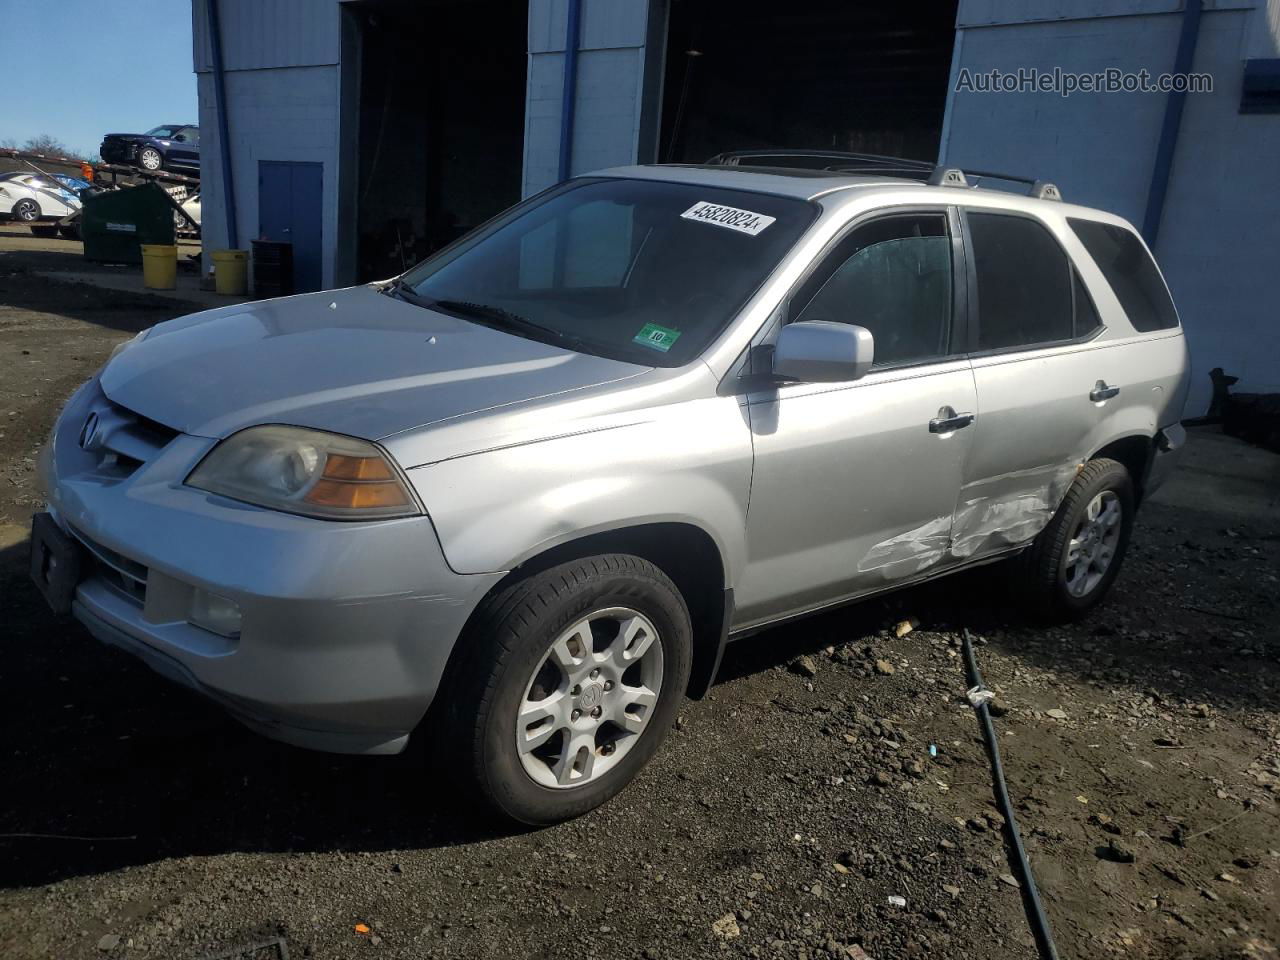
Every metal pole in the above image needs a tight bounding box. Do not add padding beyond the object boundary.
[1142,0,1203,245]
[206,0,239,248]
[556,0,583,182]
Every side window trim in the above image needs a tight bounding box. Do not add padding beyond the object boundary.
[959,206,1106,358]
[780,205,967,372]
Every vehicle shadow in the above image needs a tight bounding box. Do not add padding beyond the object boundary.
[1,486,1275,889]
[0,262,205,334]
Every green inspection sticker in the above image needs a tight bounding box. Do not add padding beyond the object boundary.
[633,322,682,353]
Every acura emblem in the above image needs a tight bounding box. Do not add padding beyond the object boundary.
[79,412,102,451]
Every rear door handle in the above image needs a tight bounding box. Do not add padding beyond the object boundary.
[1090,380,1121,402]
[929,408,975,434]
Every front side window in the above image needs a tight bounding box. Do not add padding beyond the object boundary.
[145,126,179,139]
[789,214,953,367]
[399,178,815,366]
[968,212,1074,351]
[1068,218,1178,332]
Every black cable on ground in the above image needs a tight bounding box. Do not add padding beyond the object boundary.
[961,627,1060,960]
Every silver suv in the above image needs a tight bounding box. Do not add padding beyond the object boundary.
[32,158,1189,823]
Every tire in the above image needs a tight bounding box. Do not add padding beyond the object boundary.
[444,554,693,825]
[12,198,40,222]
[138,146,163,171]
[1015,457,1135,621]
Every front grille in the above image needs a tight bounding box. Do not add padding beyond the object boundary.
[71,526,148,606]
[83,398,179,477]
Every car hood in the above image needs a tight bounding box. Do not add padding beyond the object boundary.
[102,133,146,141]
[99,285,650,442]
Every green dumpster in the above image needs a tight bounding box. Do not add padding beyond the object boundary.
[81,182,176,264]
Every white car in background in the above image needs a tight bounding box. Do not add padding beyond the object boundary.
[0,172,82,227]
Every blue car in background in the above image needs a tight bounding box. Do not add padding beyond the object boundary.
[100,125,199,175]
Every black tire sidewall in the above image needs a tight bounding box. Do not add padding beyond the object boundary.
[1050,462,1135,616]
[474,561,692,825]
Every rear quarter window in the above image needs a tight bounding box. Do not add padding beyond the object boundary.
[1067,218,1179,332]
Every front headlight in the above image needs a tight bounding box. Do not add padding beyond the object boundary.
[187,425,420,520]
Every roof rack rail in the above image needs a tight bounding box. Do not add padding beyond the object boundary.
[704,149,1063,201]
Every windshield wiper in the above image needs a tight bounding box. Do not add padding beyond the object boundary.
[383,277,436,310]
[432,299,583,347]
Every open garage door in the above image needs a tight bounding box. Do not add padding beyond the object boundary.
[659,0,959,164]
[349,0,527,282]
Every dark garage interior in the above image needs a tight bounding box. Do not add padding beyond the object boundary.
[659,0,960,164]
[350,0,528,281]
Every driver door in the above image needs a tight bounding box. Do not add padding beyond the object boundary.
[734,209,977,629]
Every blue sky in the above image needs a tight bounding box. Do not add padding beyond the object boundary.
[1,0,197,158]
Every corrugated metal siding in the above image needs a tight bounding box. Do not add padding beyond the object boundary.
[194,0,340,72]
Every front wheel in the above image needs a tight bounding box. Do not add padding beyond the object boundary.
[12,198,40,222]
[1015,457,1135,621]
[138,146,163,171]
[445,555,692,824]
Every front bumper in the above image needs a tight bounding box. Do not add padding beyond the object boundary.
[44,379,503,754]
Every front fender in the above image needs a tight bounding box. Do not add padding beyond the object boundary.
[406,398,754,584]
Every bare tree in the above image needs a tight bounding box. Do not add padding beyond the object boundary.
[20,135,83,159]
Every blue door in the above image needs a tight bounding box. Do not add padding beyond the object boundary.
[258,161,323,292]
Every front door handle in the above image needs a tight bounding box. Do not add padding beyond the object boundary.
[929,408,975,434]
[1090,380,1121,402]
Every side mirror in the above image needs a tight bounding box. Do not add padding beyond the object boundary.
[773,320,874,383]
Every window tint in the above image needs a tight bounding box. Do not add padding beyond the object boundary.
[791,214,952,366]
[1068,218,1178,331]
[1073,271,1102,338]
[968,213,1073,351]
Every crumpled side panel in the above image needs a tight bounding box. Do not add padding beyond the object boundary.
[950,463,1079,560]
[856,514,953,581]
[854,462,1081,578]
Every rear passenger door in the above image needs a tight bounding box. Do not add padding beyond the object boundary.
[953,209,1117,560]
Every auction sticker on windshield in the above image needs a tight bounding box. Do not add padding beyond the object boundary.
[633,323,682,352]
[680,201,776,236]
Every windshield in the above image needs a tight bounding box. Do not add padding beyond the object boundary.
[398,178,815,366]
[145,126,179,138]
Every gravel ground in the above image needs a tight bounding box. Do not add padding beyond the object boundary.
[1,262,1277,960]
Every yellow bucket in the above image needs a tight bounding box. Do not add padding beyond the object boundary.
[212,249,249,296]
[141,244,177,290]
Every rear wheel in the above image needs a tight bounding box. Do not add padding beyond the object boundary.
[12,198,40,222]
[138,146,163,171]
[445,554,692,824]
[1015,457,1135,621]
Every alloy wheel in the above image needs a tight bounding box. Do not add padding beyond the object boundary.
[14,199,39,222]
[139,148,162,171]
[1064,490,1122,597]
[516,607,664,789]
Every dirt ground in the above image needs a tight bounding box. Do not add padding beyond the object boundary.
[0,257,1277,960]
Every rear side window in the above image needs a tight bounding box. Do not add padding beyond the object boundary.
[1068,218,1179,331]
[967,213,1074,351]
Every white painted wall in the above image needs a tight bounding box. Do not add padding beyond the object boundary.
[192,0,343,287]
[523,0,663,196]
[942,0,1280,415]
